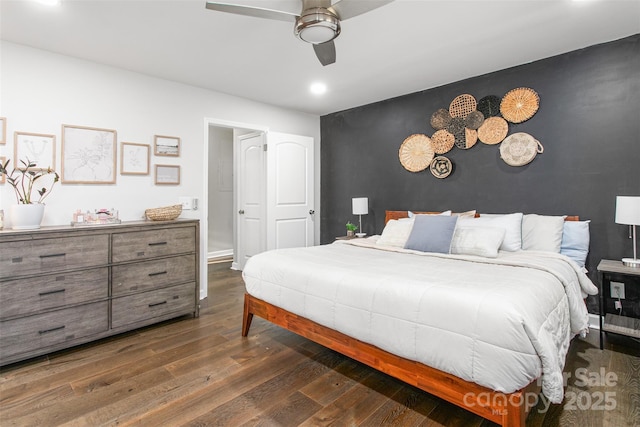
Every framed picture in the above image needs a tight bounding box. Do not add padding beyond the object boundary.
[62,124,117,184]
[120,142,150,175]
[0,156,5,184]
[155,164,180,185]
[154,135,180,157]
[14,132,56,170]
[0,117,6,145]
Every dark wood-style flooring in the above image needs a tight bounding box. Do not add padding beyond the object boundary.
[1,261,639,426]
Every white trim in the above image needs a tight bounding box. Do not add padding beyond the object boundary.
[208,249,233,261]
[589,313,600,330]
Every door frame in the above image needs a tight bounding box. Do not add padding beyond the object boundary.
[202,118,268,297]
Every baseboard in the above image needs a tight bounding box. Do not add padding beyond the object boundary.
[208,249,233,263]
[589,313,600,330]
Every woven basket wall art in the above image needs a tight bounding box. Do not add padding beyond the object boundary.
[430,108,451,130]
[430,156,453,179]
[477,116,509,145]
[449,94,477,118]
[500,132,544,166]
[399,134,435,172]
[455,128,478,150]
[500,87,540,123]
[464,110,485,130]
[431,129,455,154]
[445,117,466,135]
[477,95,501,118]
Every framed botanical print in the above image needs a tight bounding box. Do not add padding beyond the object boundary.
[120,142,150,175]
[0,117,6,145]
[14,132,56,170]
[62,124,117,184]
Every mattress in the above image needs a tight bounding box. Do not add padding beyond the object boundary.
[242,237,598,403]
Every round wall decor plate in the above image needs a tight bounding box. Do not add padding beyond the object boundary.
[464,110,485,130]
[431,129,455,154]
[455,128,478,149]
[500,132,544,166]
[477,95,501,118]
[399,134,435,172]
[449,94,477,118]
[430,156,453,179]
[477,116,509,145]
[500,87,540,123]
[445,117,465,135]
[430,108,451,130]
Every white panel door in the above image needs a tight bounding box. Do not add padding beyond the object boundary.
[266,132,315,250]
[237,132,265,269]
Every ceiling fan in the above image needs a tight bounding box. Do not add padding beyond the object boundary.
[205,0,394,66]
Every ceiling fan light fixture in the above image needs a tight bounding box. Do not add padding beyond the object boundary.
[294,8,340,44]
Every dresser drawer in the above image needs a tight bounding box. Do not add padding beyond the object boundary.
[0,301,109,361]
[111,227,196,262]
[111,283,196,329]
[112,255,196,296]
[0,268,108,319]
[0,235,109,278]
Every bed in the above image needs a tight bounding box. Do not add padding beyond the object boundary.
[241,210,598,426]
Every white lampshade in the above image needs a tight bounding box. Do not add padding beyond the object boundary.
[352,197,368,215]
[615,196,640,226]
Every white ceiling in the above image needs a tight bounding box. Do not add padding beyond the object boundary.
[1,0,639,116]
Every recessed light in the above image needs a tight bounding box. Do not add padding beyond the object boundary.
[310,82,327,95]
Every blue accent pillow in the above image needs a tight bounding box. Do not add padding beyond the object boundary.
[404,215,458,253]
[560,220,590,269]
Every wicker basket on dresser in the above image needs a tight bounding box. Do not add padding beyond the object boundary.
[0,219,199,366]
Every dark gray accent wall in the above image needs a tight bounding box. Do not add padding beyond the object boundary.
[321,34,640,311]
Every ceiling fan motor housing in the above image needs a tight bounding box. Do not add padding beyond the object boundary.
[294,7,340,44]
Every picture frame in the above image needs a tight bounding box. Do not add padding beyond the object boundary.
[120,142,150,175]
[155,164,180,185]
[154,135,180,157]
[0,117,6,145]
[62,124,117,184]
[14,132,56,170]
[0,156,5,184]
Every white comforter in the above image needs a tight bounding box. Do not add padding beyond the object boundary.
[242,237,598,403]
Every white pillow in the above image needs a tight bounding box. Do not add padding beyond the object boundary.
[561,220,591,269]
[460,213,523,251]
[522,214,565,252]
[451,226,506,258]
[377,218,414,247]
[453,210,477,218]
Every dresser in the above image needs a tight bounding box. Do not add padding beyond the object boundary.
[0,219,199,365]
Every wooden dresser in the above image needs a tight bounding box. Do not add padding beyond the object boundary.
[0,219,199,366]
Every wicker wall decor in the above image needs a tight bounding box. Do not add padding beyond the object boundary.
[431,129,455,154]
[500,87,540,123]
[445,117,465,135]
[478,116,509,145]
[500,132,544,166]
[430,108,451,130]
[399,134,434,172]
[455,128,478,150]
[476,95,502,118]
[449,94,477,118]
[464,110,484,130]
[430,156,453,179]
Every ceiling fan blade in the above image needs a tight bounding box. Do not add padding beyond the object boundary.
[205,2,298,23]
[329,0,395,20]
[313,41,336,66]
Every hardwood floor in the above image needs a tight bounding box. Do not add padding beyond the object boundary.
[1,261,639,426]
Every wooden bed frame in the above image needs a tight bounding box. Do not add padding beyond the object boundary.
[241,211,579,426]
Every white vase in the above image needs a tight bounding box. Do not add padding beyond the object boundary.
[10,204,46,230]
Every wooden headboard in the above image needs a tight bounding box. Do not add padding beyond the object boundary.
[384,210,579,224]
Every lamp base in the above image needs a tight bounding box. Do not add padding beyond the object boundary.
[355,233,366,238]
[621,258,640,268]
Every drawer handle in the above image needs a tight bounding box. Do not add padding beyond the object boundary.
[39,289,66,296]
[39,253,66,259]
[148,242,167,247]
[39,325,65,335]
[148,301,167,307]
[148,271,168,277]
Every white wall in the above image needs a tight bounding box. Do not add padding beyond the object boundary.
[0,41,321,298]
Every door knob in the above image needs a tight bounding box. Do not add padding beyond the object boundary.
[238,209,245,214]
[309,209,315,215]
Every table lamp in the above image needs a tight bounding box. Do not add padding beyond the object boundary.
[352,197,368,238]
[615,196,640,267]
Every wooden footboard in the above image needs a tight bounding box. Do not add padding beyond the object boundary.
[242,293,540,427]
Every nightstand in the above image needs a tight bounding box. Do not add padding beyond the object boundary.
[335,235,357,240]
[597,260,640,349]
